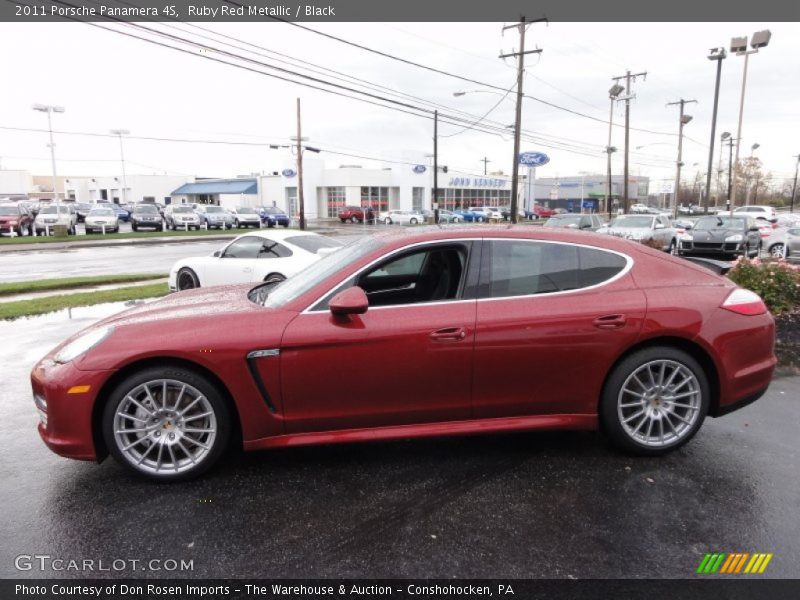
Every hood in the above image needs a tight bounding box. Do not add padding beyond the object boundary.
[690,228,740,241]
[608,227,650,239]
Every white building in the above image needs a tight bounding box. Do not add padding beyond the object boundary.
[81,174,193,205]
[0,170,33,198]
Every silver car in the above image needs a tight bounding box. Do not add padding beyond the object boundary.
[597,214,678,253]
[165,205,201,230]
[84,208,119,234]
[782,227,800,262]
[34,204,77,236]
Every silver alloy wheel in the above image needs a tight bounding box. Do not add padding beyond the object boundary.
[112,378,218,475]
[770,243,785,259]
[616,359,702,447]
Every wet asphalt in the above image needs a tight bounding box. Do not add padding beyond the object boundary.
[0,304,798,579]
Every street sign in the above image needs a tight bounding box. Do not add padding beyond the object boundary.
[658,180,675,194]
[518,151,550,167]
[281,168,296,178]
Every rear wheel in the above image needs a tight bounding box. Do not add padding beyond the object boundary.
[102,366,230,482]
[600,346,709,455]
[176,267,200,291]
[410,218,418,225]
[350,216,359,223]
[769,243,785,258]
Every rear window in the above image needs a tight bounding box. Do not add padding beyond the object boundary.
[478,240,629,299]
[286,235,343,254]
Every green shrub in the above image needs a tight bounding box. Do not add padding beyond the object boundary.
[727,257,800,315]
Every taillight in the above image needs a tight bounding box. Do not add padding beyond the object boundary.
[721,288,767,316]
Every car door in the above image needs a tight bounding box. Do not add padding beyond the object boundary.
[202,236,263,286]
[253,238,299,282]
[746,217,761,249]
[472,239,646,419]
[278,241,479,433]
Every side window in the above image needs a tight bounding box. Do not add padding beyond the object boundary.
[479,241,628,299]
[222,237,264,259]
[258,240,293,259]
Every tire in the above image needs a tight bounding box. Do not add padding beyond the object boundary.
[453,217,460,224]
[132,224,138,232]
[600,346,709,456]
[176,267,200,291]
[350,216,359,223]
[235,220,241,228]
[282,222,289,228]
[410,218,418,225]
[267,221,275,228]
[667,239,676,255]
[157,225,163,232]
[263,272,286,285]
[102,365,230,482]
[28,224,34,236]
[384,218,392,225]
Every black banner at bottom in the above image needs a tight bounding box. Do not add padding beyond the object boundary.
[3,579,800,600]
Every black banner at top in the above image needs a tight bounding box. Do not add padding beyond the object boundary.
[1,0,800,22]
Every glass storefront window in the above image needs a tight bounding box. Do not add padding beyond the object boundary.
[286,187,297,217]
[412,187,424,212]
[326,187,346,218]
[361,187,388,213]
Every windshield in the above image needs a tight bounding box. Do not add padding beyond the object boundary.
[205,206,225,213]
[39,206,69,215]
[89,209,114,217]
[173,206,194,213]
[694,216,746,230]
[264,237,383,309]
[286,235,344,254]
[0,207,19,216]
[545,215,582,227]
[609,216,653,228]
[135,205,158,214]
[264,207,285,215]
[236,207,256,213]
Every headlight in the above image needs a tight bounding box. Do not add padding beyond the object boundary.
[54,326,114,364]
[725,234,743,242]
[682,234,693,242]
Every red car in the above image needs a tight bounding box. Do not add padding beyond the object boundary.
[339,205,375,223]
[0,203,35,236]
[31,227,776,481]
[525,205,556,220]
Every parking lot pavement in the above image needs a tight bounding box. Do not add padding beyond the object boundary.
[0,304,798,579]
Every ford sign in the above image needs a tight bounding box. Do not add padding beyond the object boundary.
[282,168,296,177]
[518,152,550,167]
[413,165,427,174]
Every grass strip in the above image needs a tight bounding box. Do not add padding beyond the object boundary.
[0,283,169,320]
[0,273,168,297]
[0,227,239,246]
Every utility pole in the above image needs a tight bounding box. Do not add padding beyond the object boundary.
[611,70,647,214]
[433,110,439,224]
[605,84,624,219]
[791,154,799,214]
[704,48,726,214]
[667,99,697,218]
[296,97,305,230]
[110,129,130,205]
[480,156,491,175]
[500,17,545,224]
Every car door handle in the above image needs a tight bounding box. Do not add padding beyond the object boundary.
[430,326,467,342]
[593,314,627,329]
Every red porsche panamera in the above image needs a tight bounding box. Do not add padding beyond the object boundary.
[31,227,776,481]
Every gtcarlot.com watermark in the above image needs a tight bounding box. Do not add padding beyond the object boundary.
[14,554,194,573]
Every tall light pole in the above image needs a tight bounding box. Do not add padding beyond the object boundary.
[110,129,130,205]
[605,84,624,218]
[611,70,647,214]
[747,143,760,203]
[667,99,697,218]
[32,104,65,207]
[790,154,799,214]
[500,17,546,224]
[704,47,726,214]
[721,132,736,212]
[730,30,771,206]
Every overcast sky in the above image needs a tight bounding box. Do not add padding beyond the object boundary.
[0,21,798,188]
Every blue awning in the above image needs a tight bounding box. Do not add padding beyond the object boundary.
[172,179,257,195]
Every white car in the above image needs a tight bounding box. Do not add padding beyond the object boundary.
[630,203,650,213]
[169,230,344,291]
[719,205,777,223]
[84,208,119,234]
[34,204,77,235]
[478,206,503,221]
[379,210,424,225]
[230,206,262,228]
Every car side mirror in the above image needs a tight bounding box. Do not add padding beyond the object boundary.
[329,286,369,316]
[213,251,221,257]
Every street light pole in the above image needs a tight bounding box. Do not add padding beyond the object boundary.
[704,47,726,214]
[296,97,305,230]
[433,110,439,224]
[730,30,771,207]
[667,99,697,218]
[33,104,65,207]
[110,129,130,205]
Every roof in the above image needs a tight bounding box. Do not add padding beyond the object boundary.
[172,179,257,195]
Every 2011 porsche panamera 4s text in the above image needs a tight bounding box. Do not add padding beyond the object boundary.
[31,226,776,481]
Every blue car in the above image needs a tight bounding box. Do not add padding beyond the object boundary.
[95,202,130,222]
[260,206,291,228]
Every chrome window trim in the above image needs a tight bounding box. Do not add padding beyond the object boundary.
[300,237,634,315]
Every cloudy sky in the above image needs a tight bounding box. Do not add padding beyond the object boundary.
[0,20,798,189]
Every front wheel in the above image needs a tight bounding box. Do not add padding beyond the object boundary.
[102,366,231,481]
[668,239,677,255]
[176,267,200,291]
[769,243,784,259]
[350,216,359,224]
[409,218,418,225]
[600,346,709,456]
[384,217,392,225]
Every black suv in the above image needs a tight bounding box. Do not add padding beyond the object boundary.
[131,204,164,232]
